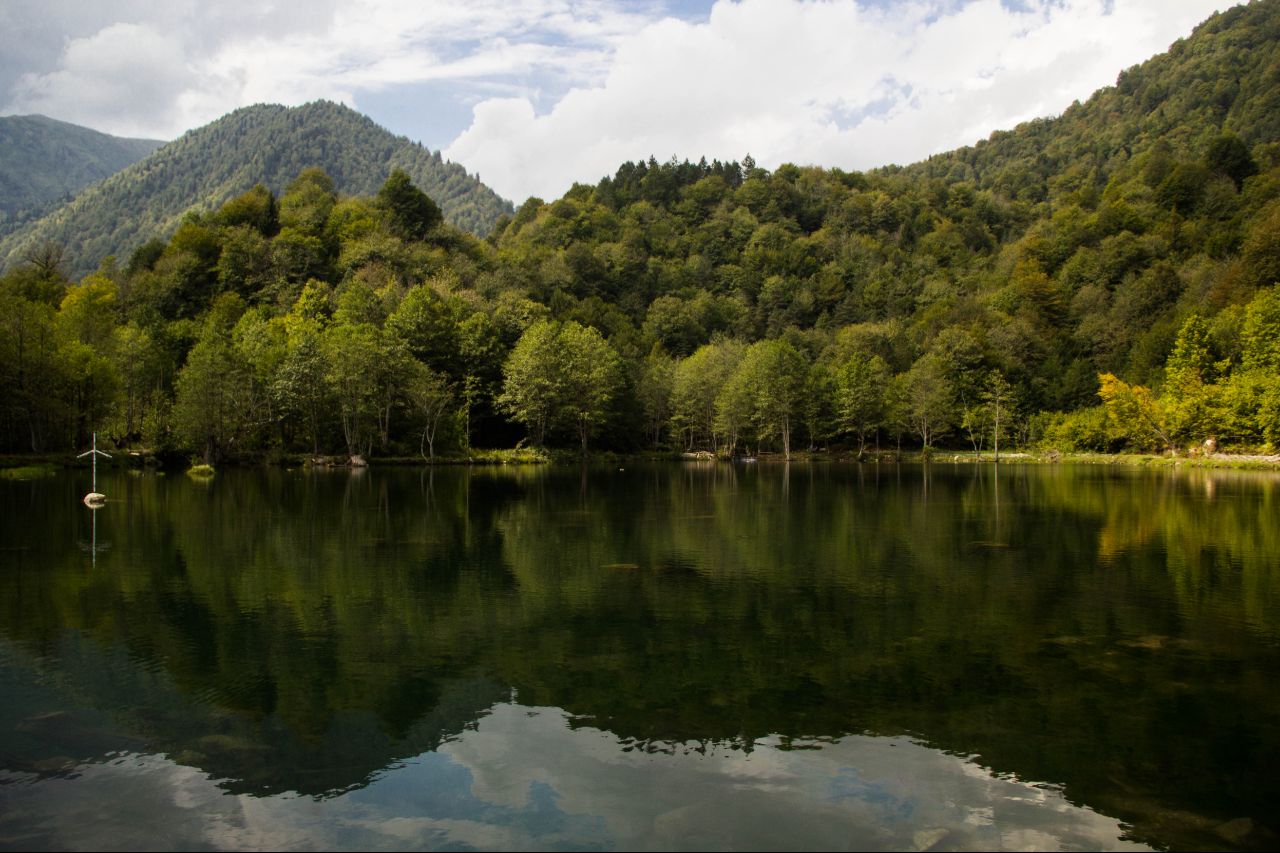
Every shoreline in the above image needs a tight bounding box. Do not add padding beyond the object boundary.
[7,449,1280,473]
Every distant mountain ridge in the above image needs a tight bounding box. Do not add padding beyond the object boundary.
[0,102,513,276]
[0,114,162,232]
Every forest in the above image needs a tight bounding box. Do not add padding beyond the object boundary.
[2,0,1279,463]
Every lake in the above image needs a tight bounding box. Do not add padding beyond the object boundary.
[1,462,1277,850]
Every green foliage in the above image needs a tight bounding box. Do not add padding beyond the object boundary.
[467,446,551,464]
[0,114,160,230]
[405,362,454,460]
[1204,133,1259,189]
[0,102,512,277]
[172,327,254,463]
[1241,286,1280,370]
[213,184,279,236]
[498,320,623,452]
[836,354,890,455]
[1098,372,1172,451]
[671,340,745,452]
[1038,406,1111,452]
[903,353,955,449]
[279,168,336,237]
[730,339,808,457]
[636,349,676,449]
[378,170,443,240]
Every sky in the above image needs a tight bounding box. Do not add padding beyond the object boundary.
[0,0,1238,204]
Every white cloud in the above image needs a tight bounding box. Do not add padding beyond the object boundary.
[6,22,196,138]
[1,0,1240,201]
[445,0,1234,201]
[2,0,660,139]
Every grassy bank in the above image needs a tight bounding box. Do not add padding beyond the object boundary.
[903,450,1280,471]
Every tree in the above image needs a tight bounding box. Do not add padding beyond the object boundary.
[836,354,890,457]
[670,340,744,452]
[1203,133,1257,190]
[1240,204,1280,289]
[714,363,754,456]
[497,321,560,447]
[1,271,78,452]
[111,322,163,444]
[1240,287,1280,371]
[280,168,337,236]
[1163,314,1218,445]
[558,322,623,454]
[636,349,675,449]
[800,361,837,451]
[727,339,808,459]
[322,322,384,458]
[406,362,453,461]
[981,371,1015,461]
[216,225,274,297]
[231,309,288,444]
[387,282,460,372]
[904,354,955,450]
[273,329,330,455]
[19,241,70,304]
[173,329,252,463]
[1098,372,1171,451]
[457,312,506,449]
[378,170,443,241]
[498,320,622,453]
[214,184,279,236]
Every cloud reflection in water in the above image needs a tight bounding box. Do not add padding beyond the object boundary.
[1,700,1148,852]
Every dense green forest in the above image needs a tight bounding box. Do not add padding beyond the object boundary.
[0,115,161,234]
[2,0,1280,461]
[0,102,512,278]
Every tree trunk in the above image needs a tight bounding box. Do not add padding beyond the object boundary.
[993,402,1000,463]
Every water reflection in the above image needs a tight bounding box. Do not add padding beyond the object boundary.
[1,463,1278,850]
[2,699,1148,852]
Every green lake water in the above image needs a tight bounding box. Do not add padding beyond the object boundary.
[0,463,1277,851]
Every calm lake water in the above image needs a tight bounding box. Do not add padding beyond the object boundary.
[1,462,1277,851]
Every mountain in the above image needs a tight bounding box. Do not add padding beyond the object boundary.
[0,102,512,277]
[4,2,1280,461]
[899,0,1280,194]
[482,0,1280,421]
[0,114,162,231]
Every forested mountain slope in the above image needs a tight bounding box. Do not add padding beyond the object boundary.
[482,0,1280,442]
[0,115,161,234]
[2,1,1279,459]
[902,1,1280,193]
[0,102,512,277]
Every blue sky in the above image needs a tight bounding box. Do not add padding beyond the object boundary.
[0,0,1237,203]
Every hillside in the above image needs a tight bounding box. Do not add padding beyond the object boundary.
[900,1,1280,194]
[0,114,161,232]
[489,1,1280,395]
[2,1,1279,460]
[0,102,512,277]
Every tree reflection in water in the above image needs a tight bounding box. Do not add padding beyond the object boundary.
[0,463,1276,850]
